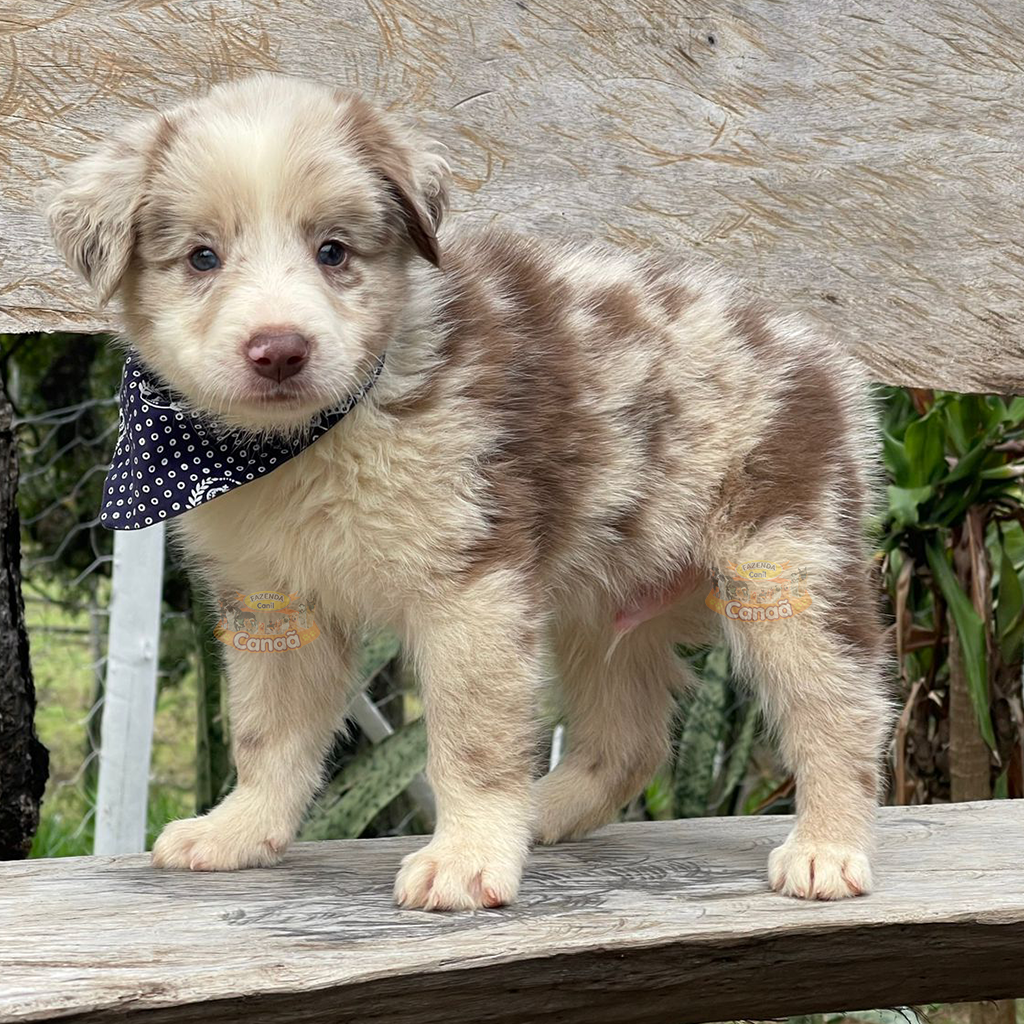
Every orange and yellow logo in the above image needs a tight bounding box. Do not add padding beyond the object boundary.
[705,560,812,623]
[214,590,320,652]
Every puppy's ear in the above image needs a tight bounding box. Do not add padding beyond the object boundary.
[377,143,450,268]
[340,94,451,267]
[44,115,168,306]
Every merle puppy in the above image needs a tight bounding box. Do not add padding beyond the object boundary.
[46,74,889,910]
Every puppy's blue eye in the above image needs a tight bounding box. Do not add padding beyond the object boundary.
[317,240,347,267]
[188,247,220,272]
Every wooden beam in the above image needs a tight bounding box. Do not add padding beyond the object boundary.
[2,1,1024,392]
[1,801,1021,1023]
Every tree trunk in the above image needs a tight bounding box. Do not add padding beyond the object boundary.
[948,529,1017,1024]
[948,614,993,802]
[0,391,48,859]
[948,529,992,803]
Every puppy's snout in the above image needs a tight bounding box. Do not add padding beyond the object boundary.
[245,330,309,382]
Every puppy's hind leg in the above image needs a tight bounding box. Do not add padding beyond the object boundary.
[720,536,891,900]
[533,619,692,844]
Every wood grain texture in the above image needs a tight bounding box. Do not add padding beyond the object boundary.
[1,1,1024,391]
[1,801,1022,1023]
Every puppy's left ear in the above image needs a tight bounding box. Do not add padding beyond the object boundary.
[341,93,450,268]
[44,114,168,306]
[379,143,450,268]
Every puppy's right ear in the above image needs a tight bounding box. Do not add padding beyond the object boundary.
[44,115,167,307]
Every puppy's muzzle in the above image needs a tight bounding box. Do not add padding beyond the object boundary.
[246,330,310,382]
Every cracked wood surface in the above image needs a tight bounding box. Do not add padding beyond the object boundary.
[1,801,1022,1023]
[1,1,1023,391]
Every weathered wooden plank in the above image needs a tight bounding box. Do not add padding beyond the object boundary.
[0,801,1021,1023]
[1,1,1024,392]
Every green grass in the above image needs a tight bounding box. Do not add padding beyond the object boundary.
[25,580,197,857]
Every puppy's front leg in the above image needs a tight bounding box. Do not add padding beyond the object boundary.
[152,628,355,871]
[396,582,538,910]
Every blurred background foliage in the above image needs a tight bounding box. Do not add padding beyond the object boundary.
[4,334,1023,856]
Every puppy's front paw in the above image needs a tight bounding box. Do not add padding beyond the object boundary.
[394,837,524,911]
[151,810,289,872]
[768,835,872,900]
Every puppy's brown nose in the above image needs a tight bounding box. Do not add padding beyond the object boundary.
[246,331,309,382]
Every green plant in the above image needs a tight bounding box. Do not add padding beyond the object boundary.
[641,645,770,822]
[880,388,1024,801]
[302,632,430,840]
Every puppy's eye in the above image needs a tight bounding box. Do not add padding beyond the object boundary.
[316,240,347,267]
[188,247,220,272]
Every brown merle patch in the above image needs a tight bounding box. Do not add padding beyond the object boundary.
[335,90,446,266]
[722,356,847,530]
[824,555,884,663]
[606,502,645,541]
[856,766,879,800]
[620,377,680,469]
[382,260,498,419]
[461,743,530,792]
[429,235,606,579]
[639,259,697,320]
[820,455,883,662]
[734,302,777,354]
[587,283,648,342]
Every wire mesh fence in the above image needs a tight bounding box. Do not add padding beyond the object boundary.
[16,393,116,856]
[13,394,196,856]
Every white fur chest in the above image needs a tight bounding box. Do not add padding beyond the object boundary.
[174,402,484,628]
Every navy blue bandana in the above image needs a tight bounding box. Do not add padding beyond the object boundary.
[100,350,385,530]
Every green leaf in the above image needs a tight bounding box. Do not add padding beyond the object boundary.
[943,438,993,485]
[979,395,1005,432]
[942,398,971,456]
[301,718,427,840]
[979,463,1022,480]
[881,430,911,482]
[1002,522,1024,568]
[941,393,996,455]
[903,416,946,486]
[674,645,731,818]
[996,546,1024,662]
[887,484,933,527]
[928,476,982,527]
[644,769,675,820]
[712,698,760,813]
[925,541,995,749]
[1003,396,1024,426]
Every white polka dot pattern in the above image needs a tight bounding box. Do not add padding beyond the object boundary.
[100,350,386,531]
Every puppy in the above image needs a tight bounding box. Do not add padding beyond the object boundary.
[47,74,890,910]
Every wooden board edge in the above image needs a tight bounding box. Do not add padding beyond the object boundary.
[35,918,1024,1024]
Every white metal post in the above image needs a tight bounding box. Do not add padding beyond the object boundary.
[93,523,165,855]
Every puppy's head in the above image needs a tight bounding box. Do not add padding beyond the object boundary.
[46,74,449,431]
